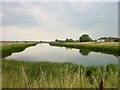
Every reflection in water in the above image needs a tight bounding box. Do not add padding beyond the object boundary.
[65,47,73,50]
[5,44,118,66]
[79,49,91,56]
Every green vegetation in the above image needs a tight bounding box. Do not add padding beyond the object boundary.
[1,42,38,58]
[49,42,120,56]
[55,38,75,42]
[2,59,118,88]
[65,38,75,42]
[79,34,93,42]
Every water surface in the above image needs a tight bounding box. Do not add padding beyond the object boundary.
[5,43,118,66]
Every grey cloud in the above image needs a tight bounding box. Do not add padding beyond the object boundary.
[2,2,42,27]
[2,2,118,40]
[2,12,41,27]
[35,2,118,32]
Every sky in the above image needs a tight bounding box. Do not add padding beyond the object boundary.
[1,1,118,41]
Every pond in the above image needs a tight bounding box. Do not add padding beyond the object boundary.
[5,43,118,66]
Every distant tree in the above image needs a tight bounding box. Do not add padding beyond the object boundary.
[65,38,75,42]
[79,34,93,42]
[55,39,64,42]
[55,39,58,42]
[55,38,75,42]
[65,39,68,42]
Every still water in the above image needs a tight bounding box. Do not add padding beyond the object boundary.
[5,43,118,66]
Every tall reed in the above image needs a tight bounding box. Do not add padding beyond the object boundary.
[2,60,118,88]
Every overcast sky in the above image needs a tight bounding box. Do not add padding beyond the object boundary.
[1,1,118,41]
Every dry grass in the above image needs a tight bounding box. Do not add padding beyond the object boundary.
[1,41,35,46]
[2,60,118,88]
[67,42,119,46]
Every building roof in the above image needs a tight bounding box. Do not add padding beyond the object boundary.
[98,37,120,40]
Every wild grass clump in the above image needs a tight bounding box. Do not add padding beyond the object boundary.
[49,42,120,56]
[2,60,118,88]
[0,46,1,59]
[2,43,38,58]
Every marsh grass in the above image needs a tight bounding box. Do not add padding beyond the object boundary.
[49,42,120,56]
[2,43,38,58]
[2,60,118,88]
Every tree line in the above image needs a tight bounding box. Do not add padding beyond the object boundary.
[55,34,93,42]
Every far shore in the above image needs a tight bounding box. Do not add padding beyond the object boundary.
[60,42,119,46]
[49,41,120,56]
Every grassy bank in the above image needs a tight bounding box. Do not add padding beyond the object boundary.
[49,42,120,56]
[1,42,38,58]
[2,59,118,88]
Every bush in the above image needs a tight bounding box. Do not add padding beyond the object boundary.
[79,34,93,42]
